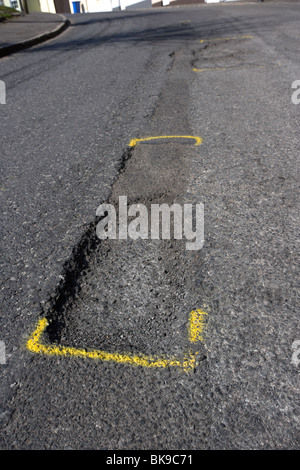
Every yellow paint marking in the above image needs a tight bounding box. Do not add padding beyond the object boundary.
[189,309,208,343]
[26,308,208,372]
[199,36,253,43]
[193,67,228,72]
[129,135,202,148]
[193,64,275,73]
[26,134,206,371]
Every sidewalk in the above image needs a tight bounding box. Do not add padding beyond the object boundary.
[0,12,69,58]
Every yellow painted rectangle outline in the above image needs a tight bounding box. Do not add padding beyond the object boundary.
[26,136,205,372]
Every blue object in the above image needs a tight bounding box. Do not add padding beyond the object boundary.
[72,1,81,13]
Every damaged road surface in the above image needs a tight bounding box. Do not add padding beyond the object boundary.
[45,139,205,364]
[1,3,300,450]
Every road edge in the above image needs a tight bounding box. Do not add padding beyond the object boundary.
[0,14,70,59]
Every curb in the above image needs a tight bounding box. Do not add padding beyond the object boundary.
[0,14,70,59]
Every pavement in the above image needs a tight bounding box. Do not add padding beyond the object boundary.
[0,3,299,451]
[0,12,69,58]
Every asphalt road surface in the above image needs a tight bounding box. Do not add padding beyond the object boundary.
[1,2,299,451]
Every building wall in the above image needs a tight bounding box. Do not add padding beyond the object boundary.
[124,0,151,9]
[82,0,113,12]
[26,0,56,12]
[2,0,16,7]
[68,0,151,12]
[54,0,71,12]
[26,0,42,11]
[119,0,150,9]
[40,0,56,12]
[152,0,204,6]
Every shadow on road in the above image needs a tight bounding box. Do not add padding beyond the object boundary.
[21,9,287,52]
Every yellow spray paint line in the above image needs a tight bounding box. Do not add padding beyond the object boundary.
[129,135,202,148]
[199,35,253,43]
[26,313,207,371]
[193,67,229,72]
[189,309,208,343]
[193,64,281,73]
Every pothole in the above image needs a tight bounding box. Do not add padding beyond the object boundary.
[32,138,204,362]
